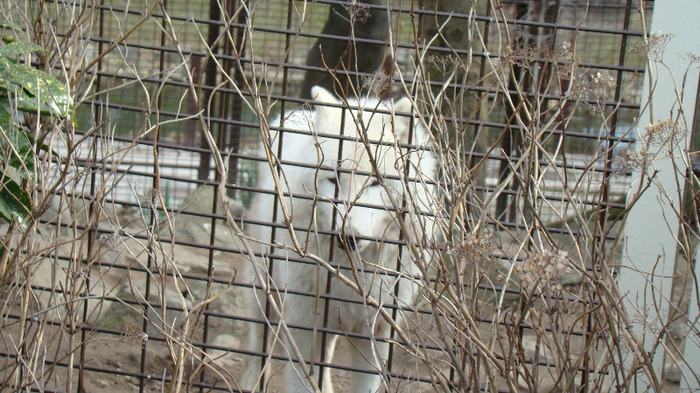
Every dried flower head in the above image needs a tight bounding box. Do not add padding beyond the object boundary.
[515,249,571,287]
[100,231,122,247]
[121,316,148,347]
[500,42,574,71]
[283,102,313,128]
[612,149,649,176]
[631,32,673,61]
[427,54,466,75]
[686,52,700,66]
[361,69,391,96]
[451,232,498,273]
[343,2,370,24]
[140,187,159,209]
[553,41,577,79]
[500,45,548,69]
[559,41,573,61]
[571,71,615,112]
[643,119,682,149]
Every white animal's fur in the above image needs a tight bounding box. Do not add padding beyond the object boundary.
[243,86,437,393]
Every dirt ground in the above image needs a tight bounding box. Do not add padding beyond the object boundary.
[0,208,686,392]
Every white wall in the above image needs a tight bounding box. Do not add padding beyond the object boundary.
[624,1,700,390]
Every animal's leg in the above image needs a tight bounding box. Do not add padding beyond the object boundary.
[348,335,389,393]
[242,276,284,392]
[321,334,338,393]
[242,319,267,391]
[285,328,339,393]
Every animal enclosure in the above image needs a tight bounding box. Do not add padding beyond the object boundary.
[2,0,699,392]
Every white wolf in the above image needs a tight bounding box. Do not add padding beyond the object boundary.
[244,86,438,393]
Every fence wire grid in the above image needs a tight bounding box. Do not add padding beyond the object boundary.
[5,0,697,393]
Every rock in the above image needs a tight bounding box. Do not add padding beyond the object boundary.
[517,335,557,391]
[209,333,242,368]
[521,335,553,363]
[41,193,138,230]
[174,185,244,247]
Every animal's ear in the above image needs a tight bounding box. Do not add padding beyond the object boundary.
[311,86,338,105]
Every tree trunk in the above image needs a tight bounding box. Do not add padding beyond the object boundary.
[300,0,390,99]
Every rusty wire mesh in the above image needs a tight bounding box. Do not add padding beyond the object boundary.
[0,0,666,392]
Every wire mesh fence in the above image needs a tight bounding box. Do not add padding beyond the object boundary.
[6,0,699,392]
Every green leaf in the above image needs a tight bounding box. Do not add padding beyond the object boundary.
[0,175,31,228]
[0,21,23,33]
[9,129,35,181]
[0,85,52,115]
[0,42,44,58]
[2,63,72,117]
[0,56,15,80]
[0,127,36,182]
[9,64,58,97]
[14,89,53,115]
[0,103,9,133]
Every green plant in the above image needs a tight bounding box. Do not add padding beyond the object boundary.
[0,34,72,227]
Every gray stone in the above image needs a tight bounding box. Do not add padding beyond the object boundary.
[173,185,245,247]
